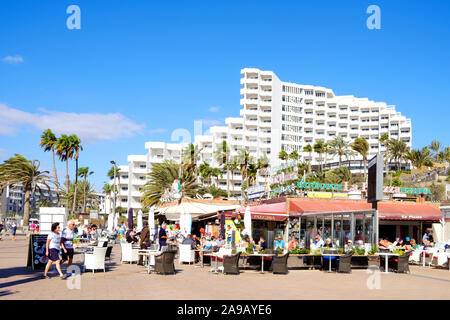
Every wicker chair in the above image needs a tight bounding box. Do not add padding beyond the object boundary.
[153,251,176,275]
[223,253,241,275]
[272,253,289,274]
[337,252,353,273]
[394,252,411,273]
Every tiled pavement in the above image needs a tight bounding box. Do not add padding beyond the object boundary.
[1,236,449,300]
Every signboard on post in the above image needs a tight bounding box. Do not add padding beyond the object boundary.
[39,207,66,235]
[367,154,383,204]
[26,234,49,270]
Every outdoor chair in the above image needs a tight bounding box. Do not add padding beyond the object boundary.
[394,252,411,273]
[153,251,176,275]
[84,247,107,273]
[272,253,289,274]
[222,252,241,275]
[105,246,113,261]
[178,244,195,265]
[121,243,139,264]
[337,252,353,273]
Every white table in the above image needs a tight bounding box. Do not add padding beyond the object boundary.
[322,254,341,273]
[138,250,161,274]
[376,252,399,273]
[208,253,224,274]
[194,249,213,268]
[247,253,276,274]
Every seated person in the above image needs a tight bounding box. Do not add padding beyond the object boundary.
[182,234,196,250]
[332,239,339,248]
[288,235,299,250]
[324,238,333,248]
[274,235,286,251]
[314,234,324,248]
[216,236,225,247]
[356,240,365,249]
[258,236,268,250]
[126,227,139,244]
[192,234,201,247]
[344,240,354,252]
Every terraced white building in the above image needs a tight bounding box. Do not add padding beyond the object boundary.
[107,68,412,212]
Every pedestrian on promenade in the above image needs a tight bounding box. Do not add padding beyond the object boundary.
[11,222,17,241]
[61,220,76,275]
[43,222,68,280]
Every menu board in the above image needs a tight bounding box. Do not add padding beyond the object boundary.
[27,234,49,270]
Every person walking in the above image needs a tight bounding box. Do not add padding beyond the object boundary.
[11,222,17,241]
[138,222,150,265]
[43,222,68,280]
[60,220,76,275]
[158,223,168,251]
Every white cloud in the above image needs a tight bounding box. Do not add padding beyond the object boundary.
[208,106,220,113]
[2,55,24,64]
[0,104,145,143]
[149,128,167,134]
[200,119,223,127]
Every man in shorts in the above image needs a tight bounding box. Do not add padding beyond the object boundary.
[61,220,76,276]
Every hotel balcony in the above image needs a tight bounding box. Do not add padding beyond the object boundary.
[260,100,272,107]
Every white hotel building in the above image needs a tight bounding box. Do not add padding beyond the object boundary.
[107,68,412,212]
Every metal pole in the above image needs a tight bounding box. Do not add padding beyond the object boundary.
[113,162,116,222]
[350,212,355,243]
[331,214,334,245]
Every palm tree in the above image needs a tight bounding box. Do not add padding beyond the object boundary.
[386,139,409,171]
[289,150,298,163]
[313,141,324,171]
[297,161,309,178]
[351,138,369,182]
[214,141,230,197]
[303,144,313,173]
[69,134,83,214]
[328,137,353,167]
[228,158,239,197]
[0,154,52,227]
[237,149,251,198]
[247,162,258,187]
[278,150,288,163]
[78,166,93,212]
[181,143,202,177]
[141,160,199,207]
[405,147,434,169]
[429,140,441,161]
[257,153,270,182]
[198,161,212,185]
[103,183,115,213]
[210,167,220,186]
[55,134,72,191]
[107,166,121,187]
[323,143,330,170]
[39,129,59,190]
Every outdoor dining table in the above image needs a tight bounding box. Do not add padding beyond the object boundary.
[244,253,277,274]
[322,253,341,273]
[194,249,213,268]
[208,252,224,274]
[375,252,399,273]
[137,249,161,274]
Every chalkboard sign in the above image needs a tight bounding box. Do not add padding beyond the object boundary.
[27,234,49,270]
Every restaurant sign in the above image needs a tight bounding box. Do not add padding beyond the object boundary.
[272,181,431,196]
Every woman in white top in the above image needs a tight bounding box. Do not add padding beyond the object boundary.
[43,222,68,279]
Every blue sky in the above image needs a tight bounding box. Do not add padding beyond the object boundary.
[0,0,449,191]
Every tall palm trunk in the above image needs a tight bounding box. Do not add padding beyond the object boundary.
[65,159,70,211]
[23,187,31,230]
[226,169,230,198]
[82,177,87,212]
[363,156,367,183]
[230,169,234,197]
[72,158,79,214]
[52,150,59,190]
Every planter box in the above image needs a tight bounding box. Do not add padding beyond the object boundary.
[350,255,380,269]
[288,254,322,269]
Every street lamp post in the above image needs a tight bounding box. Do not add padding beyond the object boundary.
[110,160,117,227]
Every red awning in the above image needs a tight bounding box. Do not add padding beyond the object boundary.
[289,200,371,215]
[289,199,441,221]
[236,202,288,221]
[377,203,442,221]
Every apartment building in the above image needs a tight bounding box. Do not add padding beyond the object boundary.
[110,68,412,211]
[0,184,59,215]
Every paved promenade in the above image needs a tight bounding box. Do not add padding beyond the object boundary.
[1,236,449,300]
